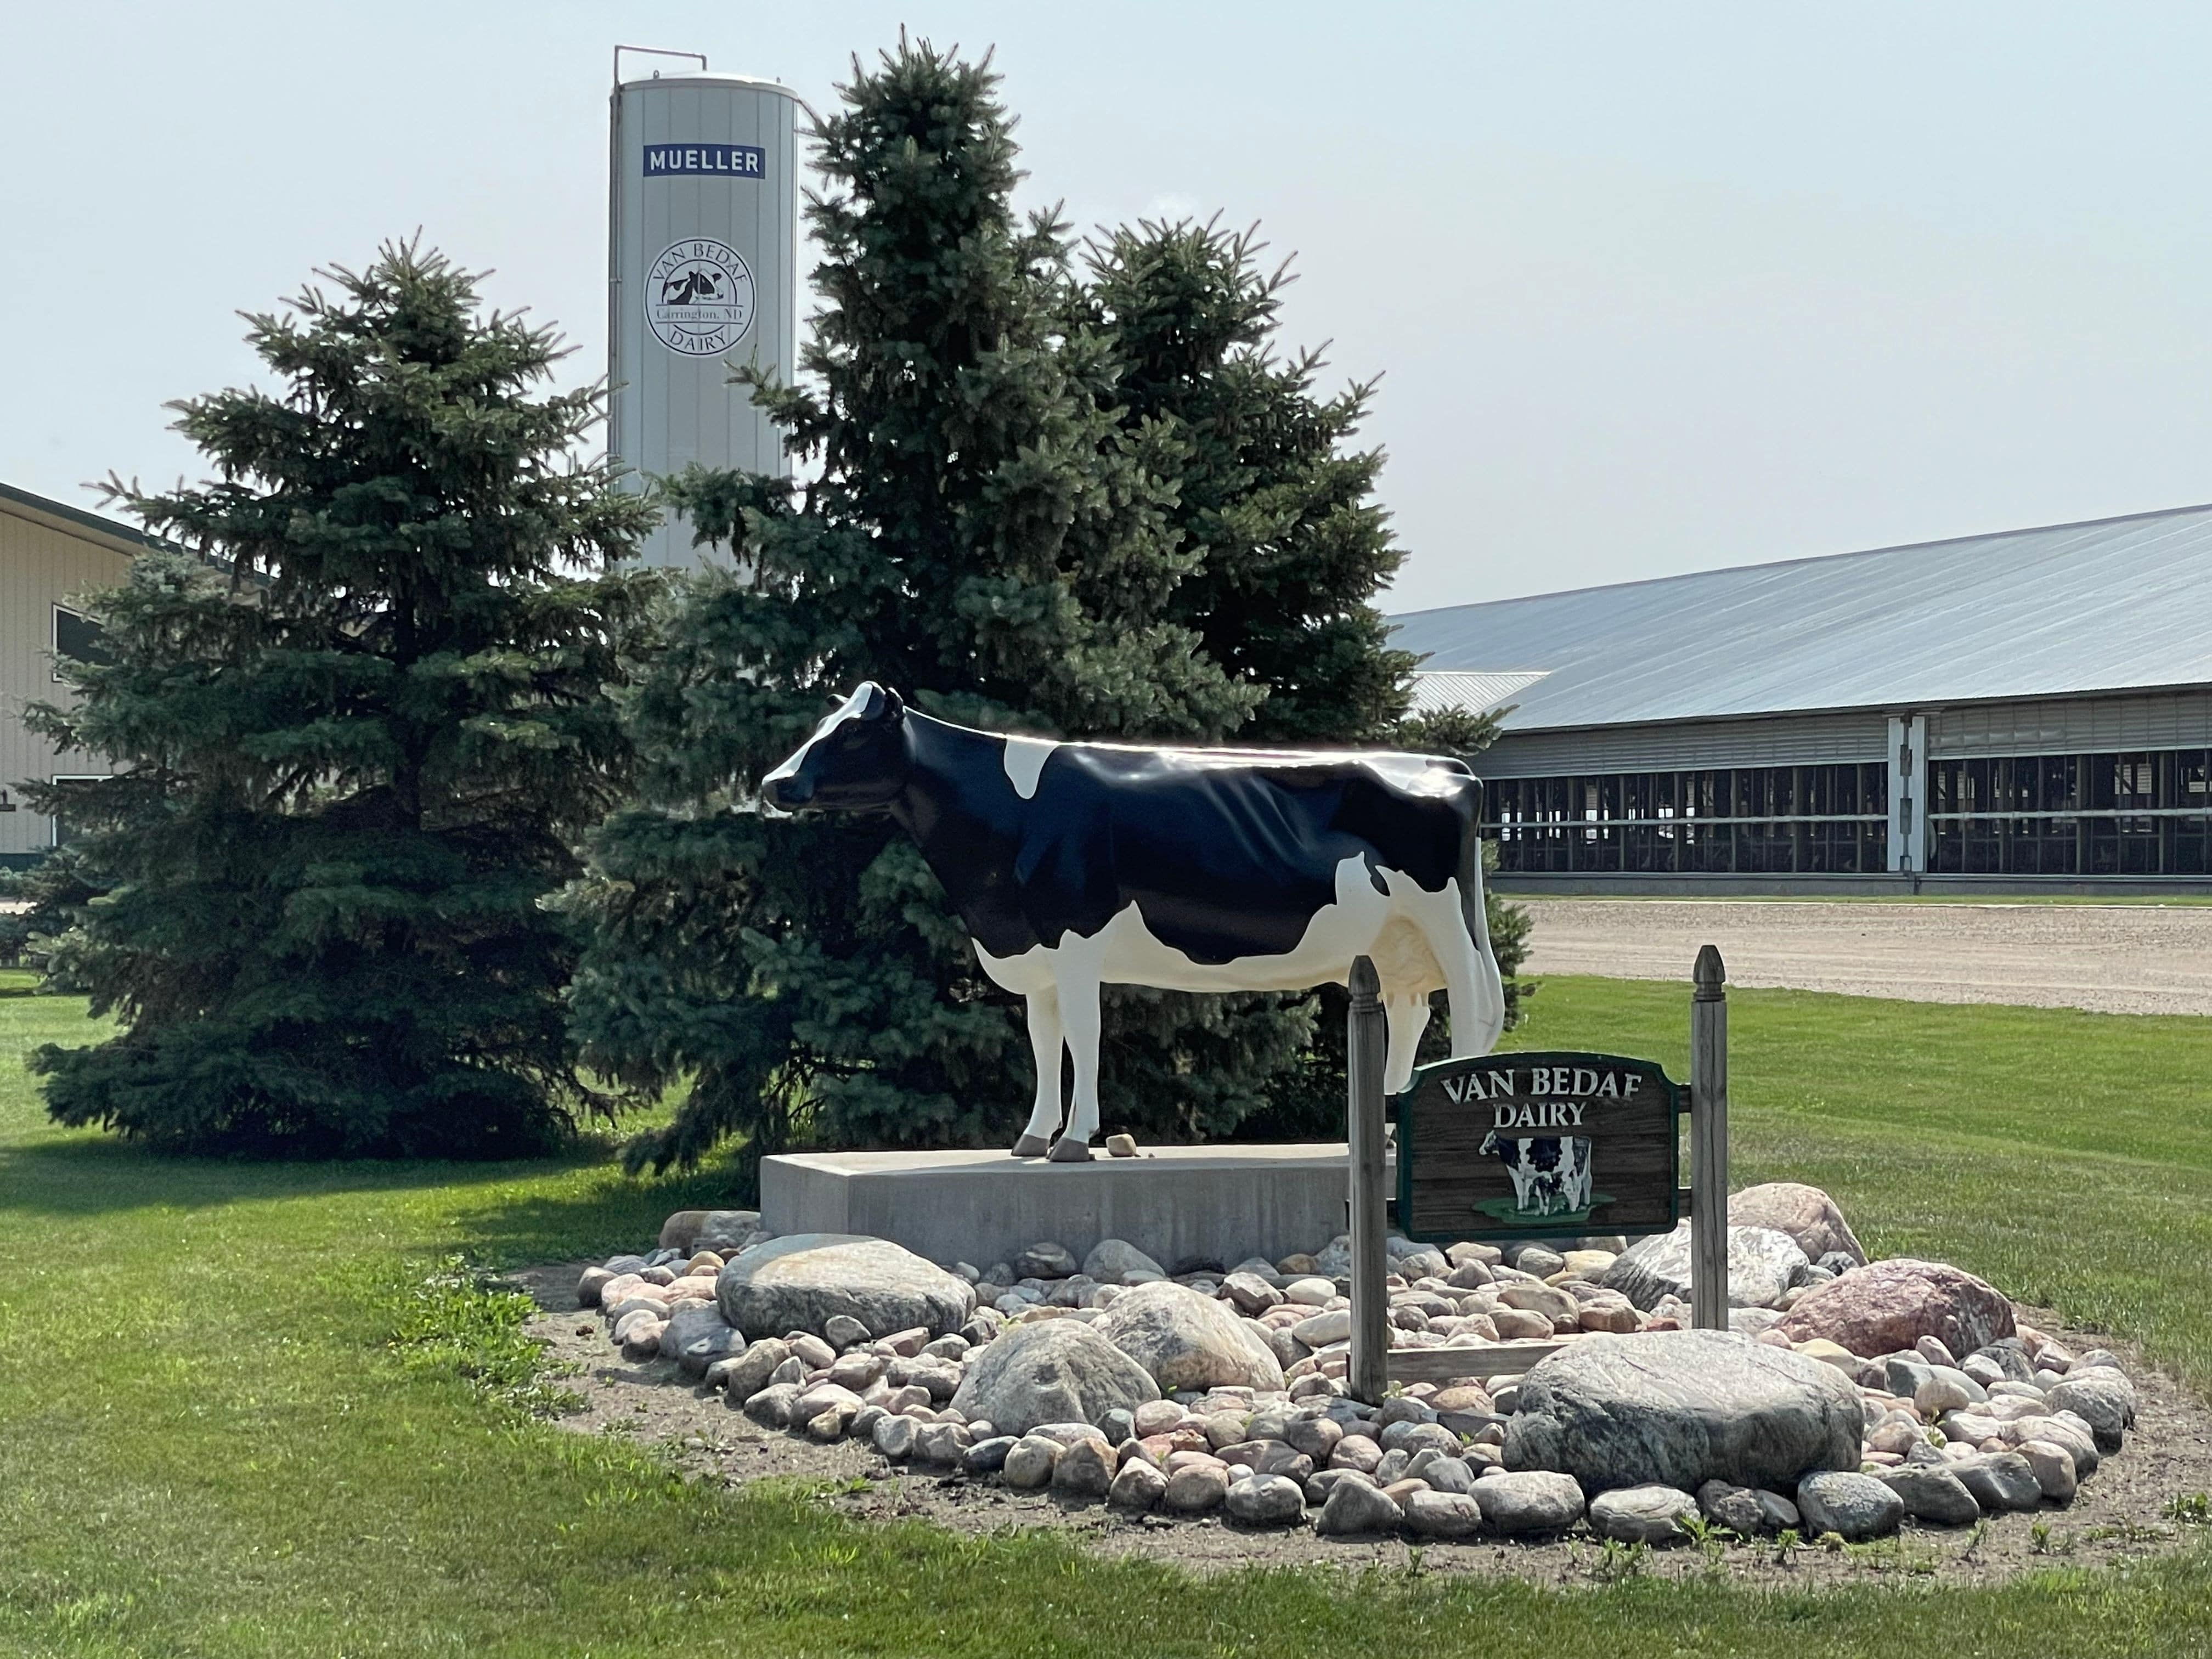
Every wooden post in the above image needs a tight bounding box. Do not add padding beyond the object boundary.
[1347,955,1389,1402]
[1690,943,1729,1332]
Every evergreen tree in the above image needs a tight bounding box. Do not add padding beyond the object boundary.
[26,242,657,1156]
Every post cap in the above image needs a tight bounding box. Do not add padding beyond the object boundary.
[1349,955,1381,1001]
[1693,943,1726,997]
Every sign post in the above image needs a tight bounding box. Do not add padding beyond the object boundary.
[1341,943,1733,1399]
[1690,944,1730,1332]
[1346,956,1390,1404]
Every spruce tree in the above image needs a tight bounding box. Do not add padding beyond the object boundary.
[26,242,657,1156]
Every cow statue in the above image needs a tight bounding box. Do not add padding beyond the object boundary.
[761,683,1506,1161]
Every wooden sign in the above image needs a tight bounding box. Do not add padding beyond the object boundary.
[1395,1049,1683,1243]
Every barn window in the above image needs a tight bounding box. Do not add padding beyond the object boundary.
[52,606,112,680]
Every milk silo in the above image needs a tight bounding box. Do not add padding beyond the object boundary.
[608,58,802,568]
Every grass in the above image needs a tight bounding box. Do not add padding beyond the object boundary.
[1,977,2210,1656]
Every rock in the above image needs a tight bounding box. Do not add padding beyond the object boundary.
[1475,1470,1585,1536]
[1953,1452,2042,1511]
[1402,1489,1483,1538]
[1049,1436,1116,1498]
[691,1210,769,1254]
[1316,1480,1403,1536]
[1775,1259,2015,1359]
[1015,1242,1080,1279]
[1109,1458,1169,1510]
[1796,1471,1903,1540]
[576,1266,616,1307]
[618,1316,667,1359]
[711,1338,792,1400]
[1283,1277,1336,1308]
[948,1317,1160,1436]
[1227,1473,1306,1526]
[664,1305,746,1376]
[715,1234,973,1342]
[1096,1280,1285,1391]
[1222,1272,1284,1316]
[2017,1440,2078,1503]
[1696,1480,1770,1535]
[742,1382,803,1428]
[1792,1338,1859,1373]
[913,1421,974,1465]
[1134,1400,1186,1436]
[1588,1485,1698,1544]
[1283,1417,1344,1462]
[1999,1415,2096,1475]
[2045,1373,2135,1451]
[1105,1133,1139,1158]
[1499,1280,1579,1326]
[1081,1238,1164,1282]
[1728,1182,1866,1266]
[1915,1367,1981,1417]
[1878,1465,1982,1526]
[964,1435,1017,1474]
[1001,1435,1060,1488]
[1604,1222,1809,1312]
[1509,1245,1567,1278]
[1503,1329,1861,1494]
[1291,1308,1352,1347]
[1163,1463,1232,1514]
[822,1313,871,1351]
[1968,1340,2037,1384]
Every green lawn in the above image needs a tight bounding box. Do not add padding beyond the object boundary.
[2,974,2209,1657]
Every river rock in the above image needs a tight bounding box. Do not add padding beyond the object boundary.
[947,1317,1159,1436]
[2044,1372,2135,1450]
[1227,1472,1306,1526]
[1316,1479,1402,1535]
[1015,1242,1080,1279]
[715,1234,973,1341]
[1108,1458,1168,1510]
[1164,1463,1231,1514]
[1001,1435,1060,1488]
[2017,1439,2078,1502]
[1953,1451,2043,1511]
[1588,1485,1698,1543]
[1796,1471,1903,1540]
[1774,1258,2014,1359]
[1081,1238,1163,1282]
[1402,1489,1483,1538]
[1602,1222,1809,1312]
[1503,1329,1861,1493]
[662,1304,746,1376]
[1476,1470,1585,1536]
[1878,1465,1982,1525]
[1728,1183,1866,1266]
[1049,1436,1116,1498]
[1096,1280,1285,1391]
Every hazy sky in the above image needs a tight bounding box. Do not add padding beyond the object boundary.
[8,3,2212,611]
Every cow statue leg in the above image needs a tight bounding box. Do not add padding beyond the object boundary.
[1011,986,1064,1158]
[1419,891,1505,1059]
[1383,992,1431,1095]
[1047,969,1104,1162]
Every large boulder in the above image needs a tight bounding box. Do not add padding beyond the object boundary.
[662,1209,770,1255]
[715,1234,974,1341]
[1728,1183,1865,1266]
[1503,1329,1862,1494]
[1094,1280,1284,1391]
[1602,1222,1809,1312]
[947,1317,1160,1436]
[1774,1258,2015,1359]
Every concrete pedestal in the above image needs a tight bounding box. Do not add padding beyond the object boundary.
[759,1144,1353,1272]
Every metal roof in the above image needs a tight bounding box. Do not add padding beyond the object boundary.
[1391,501,2212,733]
[1407,669,1550,716]
[0,481,152,555]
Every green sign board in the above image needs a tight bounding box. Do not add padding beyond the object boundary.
[1395,1050,1683,1243]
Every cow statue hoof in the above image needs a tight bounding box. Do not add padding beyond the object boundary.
[1011,1133,1052,1159]
[1046,1135,1093,1163]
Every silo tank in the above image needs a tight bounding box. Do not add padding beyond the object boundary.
[608,71,800,568]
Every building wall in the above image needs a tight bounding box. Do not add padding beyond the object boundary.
[1475,689,2212,893]
[0,495,136,863]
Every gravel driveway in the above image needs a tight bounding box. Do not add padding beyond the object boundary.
[1515,899,2212,1016]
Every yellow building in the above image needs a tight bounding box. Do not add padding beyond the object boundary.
[1,482,145,868]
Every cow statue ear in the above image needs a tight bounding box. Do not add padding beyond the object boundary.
[879,686,905,724]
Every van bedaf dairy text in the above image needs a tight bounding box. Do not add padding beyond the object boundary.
[1438,1065,1646,1130]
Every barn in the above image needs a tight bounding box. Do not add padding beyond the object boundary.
[1394,503,2212,895]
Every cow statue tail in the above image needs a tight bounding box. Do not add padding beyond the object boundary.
[1455,776,1509,1054]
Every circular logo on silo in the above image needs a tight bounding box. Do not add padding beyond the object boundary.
[646,238,756,356]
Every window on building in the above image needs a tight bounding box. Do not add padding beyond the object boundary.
[1928,747,2211,876]
[51,605,112,680]
[1483,763,1889,875]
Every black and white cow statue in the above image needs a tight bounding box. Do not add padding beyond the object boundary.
[761,683,1506,1161]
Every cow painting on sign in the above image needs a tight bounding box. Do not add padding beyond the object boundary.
[1478,1130,1594,1218]
[760,684,1508,1160]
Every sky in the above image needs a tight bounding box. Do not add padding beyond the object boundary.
[7,3,2212,612]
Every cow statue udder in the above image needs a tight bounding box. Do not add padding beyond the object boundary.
[761,683,1507,1160]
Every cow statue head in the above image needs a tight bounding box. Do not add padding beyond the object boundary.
[760,682,911,811]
